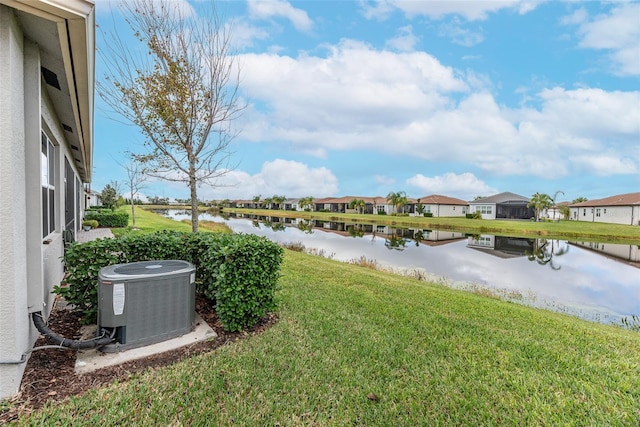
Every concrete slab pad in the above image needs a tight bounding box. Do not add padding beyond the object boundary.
[74,314,217,374]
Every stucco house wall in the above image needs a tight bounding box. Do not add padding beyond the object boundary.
[468,203,497,220]
[570,193,640,226]
[0,0,94,400]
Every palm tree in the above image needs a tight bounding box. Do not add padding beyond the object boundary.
[271,195,286,210]
[252,195,261,209]
[263,197,273,209]
[299,196,314,211]
[528,192,552,221]
[349,199,365,214]
[386,191,408,214]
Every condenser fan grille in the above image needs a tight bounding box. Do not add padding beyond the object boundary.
[112,260,190,276]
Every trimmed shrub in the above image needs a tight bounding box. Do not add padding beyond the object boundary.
[424,212,433,217]
[213,234,283,331]
[55,231,283,332]
[82,219,99,228]
[84,211,129,227]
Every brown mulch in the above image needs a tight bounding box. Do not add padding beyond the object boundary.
[0,296,277,424]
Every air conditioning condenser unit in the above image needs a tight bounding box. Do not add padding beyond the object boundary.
[98,260,196,352]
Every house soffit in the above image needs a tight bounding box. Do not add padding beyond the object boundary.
[13,7,90,181]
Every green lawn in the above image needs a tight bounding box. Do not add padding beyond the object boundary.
[16,250,640,425]
[111,205,230,236]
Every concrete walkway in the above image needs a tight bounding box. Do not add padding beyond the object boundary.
[76,227,114,243]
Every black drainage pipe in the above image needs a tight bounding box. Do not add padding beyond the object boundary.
[32,312,114,350]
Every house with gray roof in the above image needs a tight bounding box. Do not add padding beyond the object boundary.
[468,192,534,220]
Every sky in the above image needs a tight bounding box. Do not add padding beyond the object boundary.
[92,0,640,203]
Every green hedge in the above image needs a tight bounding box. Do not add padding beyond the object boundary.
[55,231,283,332]
[84,210,129,227]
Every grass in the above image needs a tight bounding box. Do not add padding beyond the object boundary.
[111,206,231,236]
[225,207,640,243]
[14,249,640,425]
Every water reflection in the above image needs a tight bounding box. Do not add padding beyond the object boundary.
[156,210,640,325]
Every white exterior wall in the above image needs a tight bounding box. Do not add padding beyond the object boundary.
[0,5,32,397]
[0,5,86,399]
[571,205,639,226]
[425,204,467,217]
[572,242,640,262]
[469,204,497,220]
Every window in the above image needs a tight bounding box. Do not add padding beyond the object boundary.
[604,208,606,214]
[41,132,55,237]
[425,206,431,213]
[473,236,491,247]
[453,206,455,211]
[377,205,385,213]
[477,205,492,215]
[596,208,601,217]
[583,209,586,216]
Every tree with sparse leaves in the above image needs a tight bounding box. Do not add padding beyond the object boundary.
[120,159,147,229]
[98,0,243,232]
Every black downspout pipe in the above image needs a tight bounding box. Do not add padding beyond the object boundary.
[31,312,113,349]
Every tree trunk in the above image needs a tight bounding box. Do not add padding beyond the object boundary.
[189,163,198,233]
[131,201,136,228]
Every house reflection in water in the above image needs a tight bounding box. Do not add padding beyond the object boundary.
[570,241,640,267]
[467,235,535,258]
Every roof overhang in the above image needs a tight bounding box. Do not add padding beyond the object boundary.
[1,0,94,182]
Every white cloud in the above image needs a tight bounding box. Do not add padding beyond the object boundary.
[236,42,639,181]
[385,25,419,52]
[407,172,498,201]
[359,0,395,20]
[228,18,270,49]
[570,155,638,176]
[571,3,640,76]
[247,0,313,32]
[388,0,540,21]
[374,175,396,186]
[437,18,484,47]
[192,159,339,200]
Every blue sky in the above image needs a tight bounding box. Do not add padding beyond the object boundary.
[93,0,640,202]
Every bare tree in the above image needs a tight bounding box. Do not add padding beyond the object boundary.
[121,159,148,229]
[98,0,244,232]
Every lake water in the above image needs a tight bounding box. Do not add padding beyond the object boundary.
[161,210,640,326]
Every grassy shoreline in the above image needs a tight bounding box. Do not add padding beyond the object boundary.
[214,207,640,243]
[9,206,638,425]
[15,249,640,425]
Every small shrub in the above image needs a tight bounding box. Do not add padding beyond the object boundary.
[280,241,305,252]
[84,211,129,227]
[56,231,283,331]
[424,212,433,217]
[468,211,482,219]
[377,211,387,215]
[82,219,99,228]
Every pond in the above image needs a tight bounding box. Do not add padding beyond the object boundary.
[160,210,640,326]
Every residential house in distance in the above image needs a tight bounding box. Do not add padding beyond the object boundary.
[546,201,570,221]
[415,195,468,217]
[468,192,534,220]
[315,196,390,214]
[0,0,95,399]
[569,192,640,226]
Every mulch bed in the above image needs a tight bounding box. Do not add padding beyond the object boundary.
[0,296,277,423]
